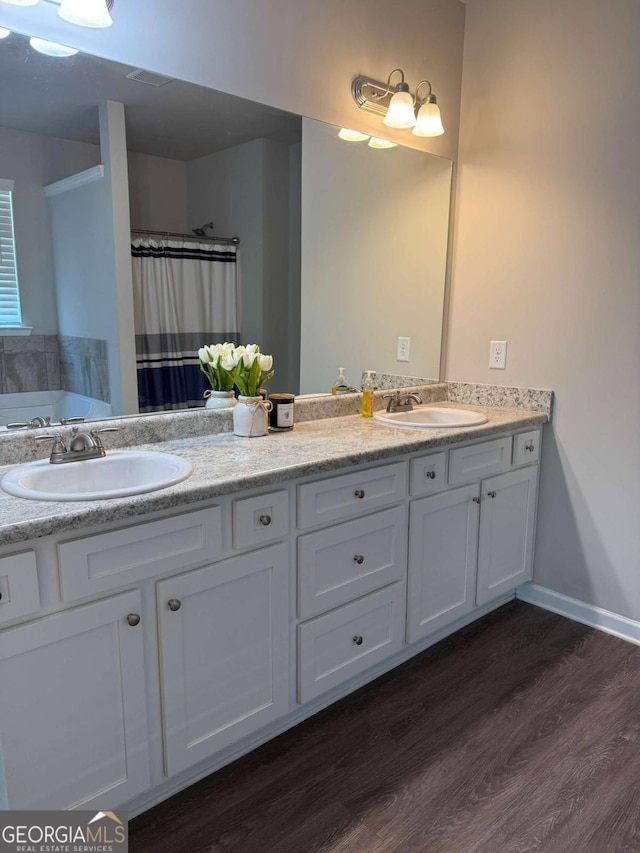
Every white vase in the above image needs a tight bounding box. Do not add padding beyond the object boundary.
[204,390,237,409]
[233,395,272,437]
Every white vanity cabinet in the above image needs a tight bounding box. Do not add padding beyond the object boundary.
[156,543,290,776]
[0,418,545,815]
[407,431,541,642]
[0,590,149,810]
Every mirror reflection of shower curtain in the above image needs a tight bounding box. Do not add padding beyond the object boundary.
[131,239,239,412]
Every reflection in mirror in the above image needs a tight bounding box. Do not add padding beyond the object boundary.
[0,30,452,427]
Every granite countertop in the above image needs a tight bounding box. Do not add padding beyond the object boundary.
[0,403,547,546]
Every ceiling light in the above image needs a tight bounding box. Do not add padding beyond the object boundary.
[29,37,79,57]
[0,27,11,38]
[338,128,370,142]
[0,0,39,6]
[58,0,113,28]
[368,137,397,149]
[412,81,445,137]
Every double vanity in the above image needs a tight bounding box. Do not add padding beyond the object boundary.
[0,386,549,815]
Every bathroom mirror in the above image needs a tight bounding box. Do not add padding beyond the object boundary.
[0,30,452,425]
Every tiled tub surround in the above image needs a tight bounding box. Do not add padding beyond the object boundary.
[0,334,109,404]
[0,399,548,545]
[0,335,61,394]
[59,335,110,403]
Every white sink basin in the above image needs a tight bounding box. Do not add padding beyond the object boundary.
[374,406,488,429]
[1,450,193,501]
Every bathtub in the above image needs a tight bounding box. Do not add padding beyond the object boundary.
[0,391,112,428]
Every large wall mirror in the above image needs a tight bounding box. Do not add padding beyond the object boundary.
[0,30,452,426]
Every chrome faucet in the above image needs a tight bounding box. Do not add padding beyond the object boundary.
[382,391,422,413]
[36,427,118,463]
[6,415,52,430]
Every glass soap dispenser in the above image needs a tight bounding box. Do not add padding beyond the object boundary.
[331,367,350,395]
[361,370,375,417]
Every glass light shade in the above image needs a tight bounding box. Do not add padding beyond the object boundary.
[0,0,38,6]
[412,101,445,137]
[29,37,79,57]
[338,128,370,142]
[0,27,11,38]
[58,0,112,28]
[383,90,416,129]
[368,137,397,149]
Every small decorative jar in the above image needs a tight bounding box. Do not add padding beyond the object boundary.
[233,395,272,437]
[204,390,237,409]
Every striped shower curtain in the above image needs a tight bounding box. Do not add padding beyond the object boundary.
[131,239,239,412]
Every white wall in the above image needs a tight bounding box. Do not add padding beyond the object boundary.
[0,0,465,161]
[0,126,100,334]
[128,152,188,233]
[300,118,452,394]
[449,0,640,619]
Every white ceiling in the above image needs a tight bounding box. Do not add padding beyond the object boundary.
[0,32,302,161]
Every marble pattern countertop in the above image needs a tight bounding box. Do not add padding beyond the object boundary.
[0,402,548,546]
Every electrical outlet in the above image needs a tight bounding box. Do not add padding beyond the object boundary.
[489,340,507,370]
[397,336,410,362]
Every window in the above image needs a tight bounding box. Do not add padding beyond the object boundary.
[0,178,23,328]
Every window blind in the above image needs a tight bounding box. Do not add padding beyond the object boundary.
[0,178,22,328]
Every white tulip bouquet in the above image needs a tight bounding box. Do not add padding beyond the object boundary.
[198,342,274,397]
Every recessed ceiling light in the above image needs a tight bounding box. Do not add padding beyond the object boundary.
[29,37,79,58]
[0,27,11,39]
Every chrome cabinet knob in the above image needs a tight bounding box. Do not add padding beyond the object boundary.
[352,635,364,646]
[259,514,272,526]
[425,470,437,480]
[354,489,365,499]
[525,442,535,452]
[488,490,497,499]
[353,554,365,564]
[126,613,141,627]
[472,496,481,504]
[168,598,182,612]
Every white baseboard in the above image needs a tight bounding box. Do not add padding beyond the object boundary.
[516,583,640,646]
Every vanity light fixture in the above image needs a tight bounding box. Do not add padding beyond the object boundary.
[412,81,445,137]
[338,128,370,142]
[368,137,397,149]
[351,69,444,138]
[0,0,114,27]
[29,35,78,56]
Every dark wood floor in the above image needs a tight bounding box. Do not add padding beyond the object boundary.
[130,601,640,852]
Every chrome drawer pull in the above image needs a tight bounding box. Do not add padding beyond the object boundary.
[168,598,182,612]
[352,635,364,646]
[488,490,497,499]
[354,489,365,499]
[425,470,437,480]
[353,554,365,564]
[126,613,141,627]
[259,514,272,526]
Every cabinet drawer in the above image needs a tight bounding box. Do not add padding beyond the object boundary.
[58,506,222,601]
[410,452,447,496]
[0,550,40,625]
[298,506,407,618]
[513,429,541,466]
[449,437,512,485]
[233,490,289,549]
[297,462,406,529]
[298,582,405,703]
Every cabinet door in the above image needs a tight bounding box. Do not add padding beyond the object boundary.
[477,466,538,605]
[407,485,480,643]
[0,591,149,810]
[157,544,289,776]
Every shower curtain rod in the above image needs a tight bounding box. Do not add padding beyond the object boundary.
[131,228,240,246]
